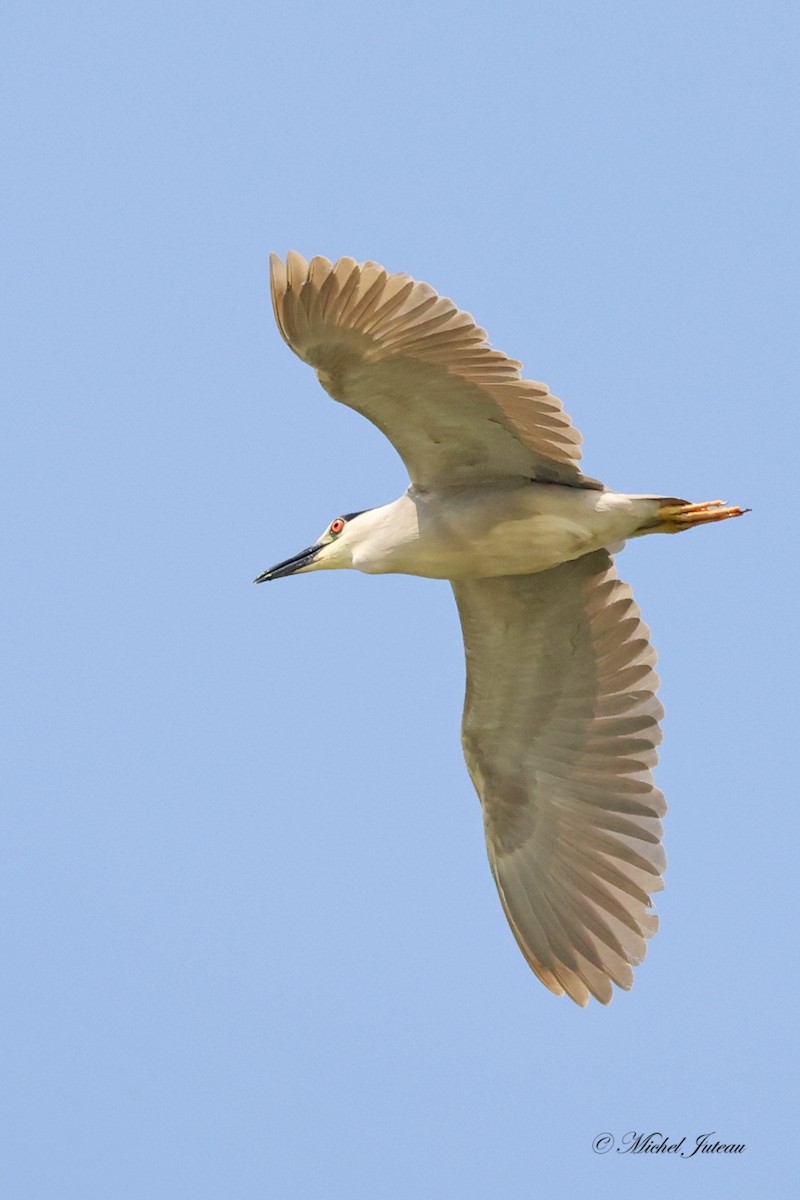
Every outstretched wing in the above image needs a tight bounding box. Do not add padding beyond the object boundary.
[270,252,600,491]
[452,550,665,1005]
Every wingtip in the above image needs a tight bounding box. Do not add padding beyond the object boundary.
[268,253,289,340]
[269,252,285,295]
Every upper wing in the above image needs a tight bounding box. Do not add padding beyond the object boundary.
[270,252,601,490]
[452,550,665,1005]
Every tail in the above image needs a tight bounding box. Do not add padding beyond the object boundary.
[640,498,750,535]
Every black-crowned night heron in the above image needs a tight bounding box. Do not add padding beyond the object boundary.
[255,252,746,1005]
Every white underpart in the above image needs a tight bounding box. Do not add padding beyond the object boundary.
[335,484,664,580]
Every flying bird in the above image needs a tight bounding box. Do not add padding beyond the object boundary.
[256,251,746,1005]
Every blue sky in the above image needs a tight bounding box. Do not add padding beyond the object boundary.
[3,1,796,1196]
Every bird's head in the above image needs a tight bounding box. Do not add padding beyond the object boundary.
[253,511,367,582]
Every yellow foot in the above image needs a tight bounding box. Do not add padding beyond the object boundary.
[655,499,750,533]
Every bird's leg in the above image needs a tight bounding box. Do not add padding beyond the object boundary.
[650,498,750,534]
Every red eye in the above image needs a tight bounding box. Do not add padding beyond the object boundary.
[330,518,345,535]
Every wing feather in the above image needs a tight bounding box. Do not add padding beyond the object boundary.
[452,550,665,1004]
[270,252,601,490]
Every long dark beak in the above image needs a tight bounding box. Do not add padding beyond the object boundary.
[253,544,321,583]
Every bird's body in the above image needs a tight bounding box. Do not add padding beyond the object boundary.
[312,484,676,580]
[257,251,746,1006]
